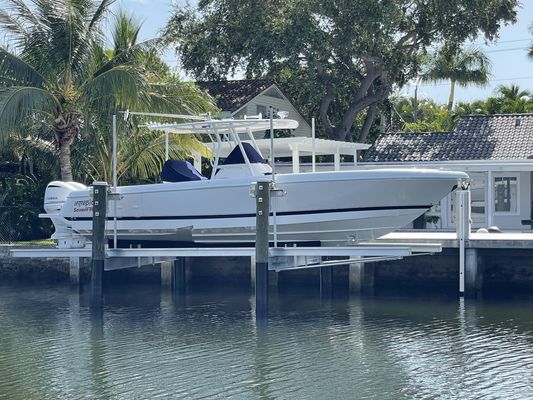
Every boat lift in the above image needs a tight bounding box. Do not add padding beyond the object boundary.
[9,242,442,272]
[8,109,473,318]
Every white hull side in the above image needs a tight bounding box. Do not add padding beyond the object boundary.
[54,169,467,245]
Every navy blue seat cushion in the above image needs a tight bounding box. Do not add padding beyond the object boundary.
[222,142,266,165]
[160,160,206,182]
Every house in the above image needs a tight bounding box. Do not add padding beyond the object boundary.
[196,79,312,137]
[362,114,533,231]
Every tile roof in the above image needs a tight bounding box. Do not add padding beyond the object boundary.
[196,79,277,113]
[363,114,533,162]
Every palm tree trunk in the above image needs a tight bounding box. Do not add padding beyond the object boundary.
[58,140,73,182]
[448,79,456,111]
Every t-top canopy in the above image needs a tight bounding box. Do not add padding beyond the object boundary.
[145,118,299,135]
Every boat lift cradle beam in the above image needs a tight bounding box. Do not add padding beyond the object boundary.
[9,243,442,272]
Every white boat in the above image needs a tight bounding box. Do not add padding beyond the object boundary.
[42,117,468,248]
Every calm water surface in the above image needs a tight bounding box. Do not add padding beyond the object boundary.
[0,283,532,399]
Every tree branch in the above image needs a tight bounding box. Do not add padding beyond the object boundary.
[357,103,378,143]
[319,80,336,138]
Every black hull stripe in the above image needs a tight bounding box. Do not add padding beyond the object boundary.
[64,205,431,222]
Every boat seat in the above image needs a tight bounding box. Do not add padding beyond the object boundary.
[160,160,207,182]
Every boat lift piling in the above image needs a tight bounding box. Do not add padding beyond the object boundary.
[456,188,475,296]
[255,180,270,319]
[319,264,333,299]
[90,181,108,310]
[172,258,187,297]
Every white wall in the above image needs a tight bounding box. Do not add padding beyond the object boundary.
[438,170,531,231]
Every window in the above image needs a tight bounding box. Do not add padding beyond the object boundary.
[255,105,279,118]
[471,174,487,223]
[494,176,518,213]
[256,104,267,118]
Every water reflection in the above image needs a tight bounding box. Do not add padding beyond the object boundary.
[0,284,533,399]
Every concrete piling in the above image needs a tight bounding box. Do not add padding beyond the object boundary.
[465,248,481,296]
[172,258,187,296]
[69,257,80,286]
[319,266,332,298]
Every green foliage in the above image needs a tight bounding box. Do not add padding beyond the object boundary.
[0,1,216,183]
[164,0,518,141]
[392,98,456,132]
[0,174,54,242]
[456,84,533,115]
[390,84,533,135]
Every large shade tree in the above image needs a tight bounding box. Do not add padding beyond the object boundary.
[421,46,491,111]
[165,0,517,142]
[0,0,150,182]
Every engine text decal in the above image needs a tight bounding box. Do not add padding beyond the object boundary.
[73,200,93,213]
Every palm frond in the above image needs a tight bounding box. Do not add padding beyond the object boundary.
[88,0,116,30]
[81,65,147,109]
[0,86,59,147]
[0,47,48,87]
[111,8,142,54]
[144,81,217,115]
[1,0,41,28]
[0,9,28,43]
[92,37,160,78]
[420,46,491,87]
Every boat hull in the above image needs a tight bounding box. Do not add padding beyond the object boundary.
[51,169,467,246]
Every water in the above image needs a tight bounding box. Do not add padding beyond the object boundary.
[1,284,533,399]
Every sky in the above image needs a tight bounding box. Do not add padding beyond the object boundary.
[121,0,533,105]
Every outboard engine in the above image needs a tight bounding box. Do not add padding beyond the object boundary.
[43,181,87,248]
[44,181,87,213]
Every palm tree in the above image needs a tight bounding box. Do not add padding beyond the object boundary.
[421,46,491,111]
[494,84,532,113]
[70,9,215,184]
[496,84,530,101]
[0,0,149,182]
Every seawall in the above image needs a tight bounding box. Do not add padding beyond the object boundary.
[2,247,533,293]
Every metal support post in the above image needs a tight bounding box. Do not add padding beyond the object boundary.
[255,180,270,319]
[456,189,471,296]
[91,181,108,310]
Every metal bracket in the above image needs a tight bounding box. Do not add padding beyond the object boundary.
[249,183,286,198]
[108,192,123,201]
[270,188,286,197]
